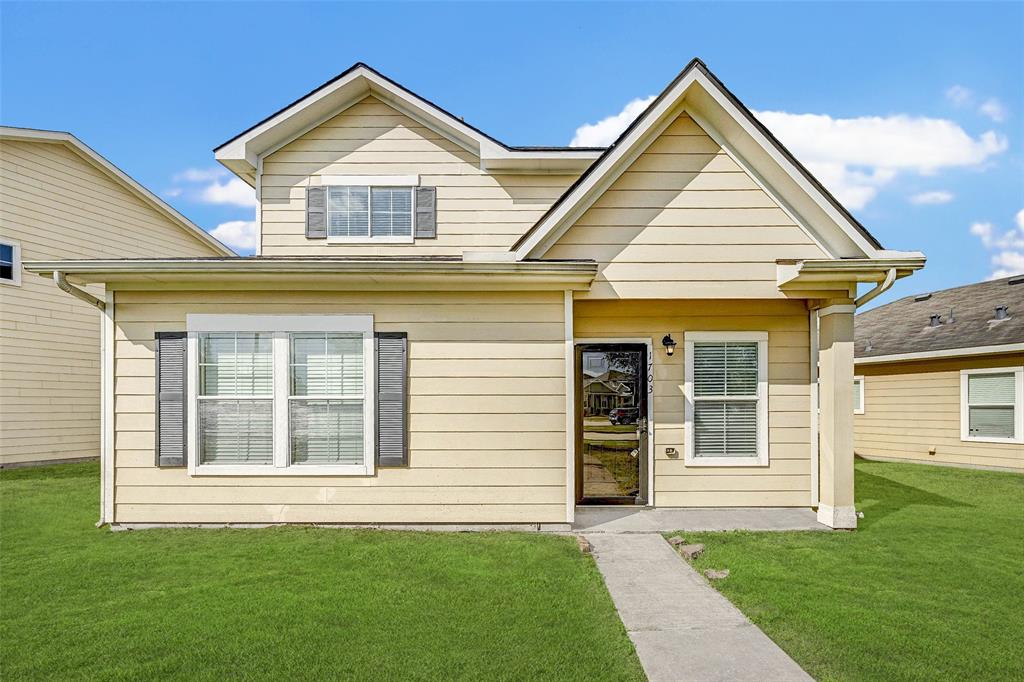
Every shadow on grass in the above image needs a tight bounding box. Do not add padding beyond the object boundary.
[855,464,970,527]
[0,461,98,482]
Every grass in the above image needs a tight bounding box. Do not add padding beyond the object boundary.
[672,459,1024,682]
[585,444,640,496]
[582,423,636,434]
[1,462,644,681]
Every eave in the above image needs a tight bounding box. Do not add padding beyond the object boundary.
[23,257,598,291]
[855,343,1024,365]
[777,256,926,290]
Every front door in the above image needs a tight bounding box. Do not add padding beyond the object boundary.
[576,344,648,505]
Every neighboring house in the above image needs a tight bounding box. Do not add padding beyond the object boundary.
[0,127,231,467]
[855,277,1024,472]
[24,60,925,529]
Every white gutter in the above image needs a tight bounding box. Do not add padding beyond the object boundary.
[854,267,897,307]
[53,271,105,310]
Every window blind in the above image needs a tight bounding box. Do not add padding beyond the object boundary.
[289,332,365,465]
[371,187,413,237]
[967,373,1016,439]
[328,186,370,237]
[693,341,759,459]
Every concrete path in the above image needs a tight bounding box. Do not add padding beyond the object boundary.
[587,533,813,682]
[575,506,827,533]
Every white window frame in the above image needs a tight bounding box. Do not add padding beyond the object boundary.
[186,314,376,476]
[684,331,769,467]
[960,366,1024,444]
[853,375,865,415]
[0,239,22,287]
[321,175,419,245]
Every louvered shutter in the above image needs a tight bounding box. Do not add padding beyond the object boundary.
[306,186,327,238]
[156,332,187,467]
[375,332,408,467]
[414,187,436,239]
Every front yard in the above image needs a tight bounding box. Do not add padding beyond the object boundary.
[0,463,643,681]
[677,459,1024,682]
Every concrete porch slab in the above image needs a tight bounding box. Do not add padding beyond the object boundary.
[573,506,828,533]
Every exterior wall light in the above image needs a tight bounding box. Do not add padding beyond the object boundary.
[662,334,677,356]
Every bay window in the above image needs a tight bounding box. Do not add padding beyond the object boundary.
[186,315,375,475]
[684,332,769,466]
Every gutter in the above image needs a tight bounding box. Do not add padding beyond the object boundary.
[854,267,897,307]
[53,271,105,310]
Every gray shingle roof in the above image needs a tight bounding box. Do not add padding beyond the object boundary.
[855,275,1024,359]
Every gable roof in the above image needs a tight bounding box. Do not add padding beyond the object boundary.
[856,276,1024,362]
[0,126,233,256]
[214,62,604,183]
[513,59,899,261]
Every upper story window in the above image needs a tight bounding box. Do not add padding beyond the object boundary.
[326,186,413,239]
[0,240,22,286]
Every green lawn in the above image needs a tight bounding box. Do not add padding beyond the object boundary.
[675,459,1024,682]
[1,463,644,681]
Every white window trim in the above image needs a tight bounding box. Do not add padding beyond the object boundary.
[959,366,1024,444]
[684,331,769,467]
[853,375,865,415]
[0,238,22,287]
[321,176,418,245]
[186,314,376,476]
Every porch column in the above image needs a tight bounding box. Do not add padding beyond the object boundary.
[817,299,857,529]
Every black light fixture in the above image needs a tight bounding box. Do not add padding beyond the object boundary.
[662,334,677,356]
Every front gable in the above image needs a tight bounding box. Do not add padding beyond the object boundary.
[545,111,830,299]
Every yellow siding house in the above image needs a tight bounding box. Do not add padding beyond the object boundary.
[23,60,926,529]
[855,277,1024,472]
[0,128,231,467]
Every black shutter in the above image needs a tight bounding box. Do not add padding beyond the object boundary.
[155,332,187,467]
[414,187,436,239]
[306,186,327,238]
[375,332,408,467]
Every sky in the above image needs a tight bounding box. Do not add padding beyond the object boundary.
[2,1,1021,309]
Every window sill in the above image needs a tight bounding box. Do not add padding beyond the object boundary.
[190,464,374,477]
[327,236,414,245]
[684,456,768,467]
[960,436,1022,445]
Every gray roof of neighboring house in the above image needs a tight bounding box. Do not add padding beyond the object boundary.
[855,275,1024,359]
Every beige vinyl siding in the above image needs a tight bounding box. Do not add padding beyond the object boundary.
[574,298,812,506]
[111,289,567,524]
[0,139,222,466]
[548,114,829,299]
[855,353,1024,472]
[260,97,579,256]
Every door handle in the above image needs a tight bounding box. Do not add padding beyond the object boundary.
[637,416,648,435]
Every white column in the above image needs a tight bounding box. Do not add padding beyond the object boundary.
[817,300,857,529]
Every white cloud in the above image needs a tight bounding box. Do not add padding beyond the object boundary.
[570,95,656,147]
[173,167,227,183]
[909,190,954,205]
[200,177,257,208]
[970,211,1024,280]
[168,167,256,207]
[945,85,974,107]
[979,98,1008,123]
[753,110,1008,210]
[210,220,257,252]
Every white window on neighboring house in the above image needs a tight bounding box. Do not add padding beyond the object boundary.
[684,332,769,467]
[853,376,865,415]
[0,240,22,286]
[960,367,1024,443]
[187,315,375,476]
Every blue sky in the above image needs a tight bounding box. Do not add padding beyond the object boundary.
[2,1,1021,308]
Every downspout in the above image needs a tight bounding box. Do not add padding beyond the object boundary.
[854,267,897,308]
[53,271,105,310]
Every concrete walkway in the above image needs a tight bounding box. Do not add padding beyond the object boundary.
[587,533,813,682]
[575,506,827,533]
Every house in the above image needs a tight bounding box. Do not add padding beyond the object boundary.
[854,277,1024,472]
[0,127,232,467]
[23,60,925,529]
